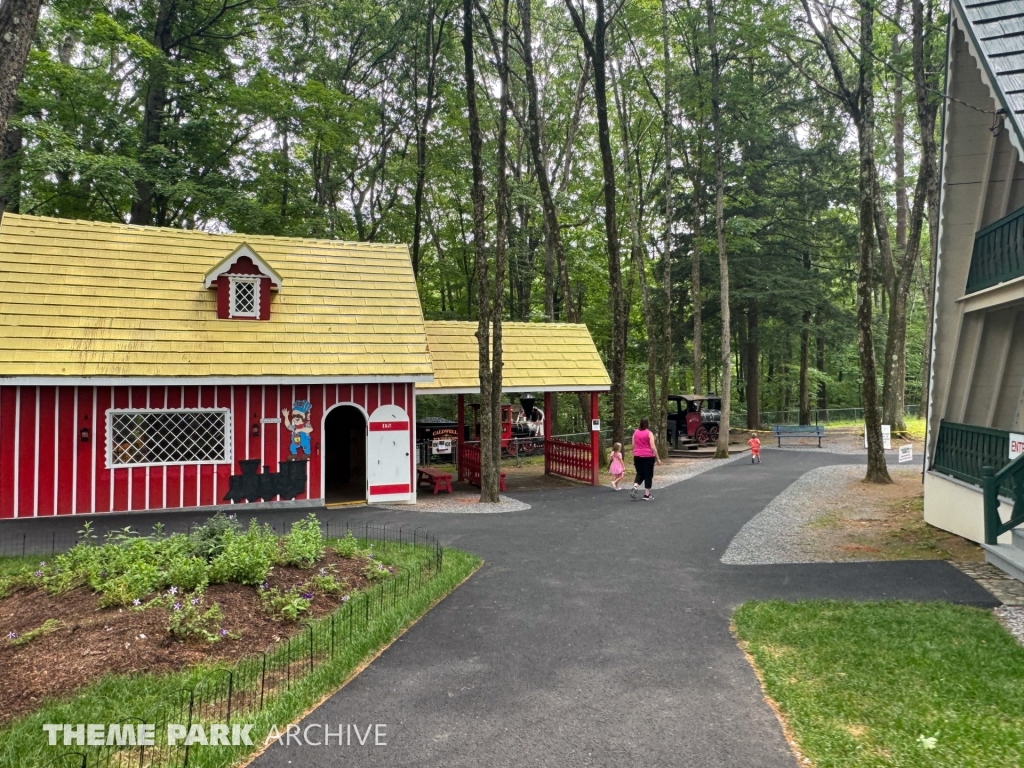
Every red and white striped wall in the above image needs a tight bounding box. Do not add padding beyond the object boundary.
[0,382,415,518]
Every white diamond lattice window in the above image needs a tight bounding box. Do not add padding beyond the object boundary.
[108,409,231,467]
[229,276,260,318]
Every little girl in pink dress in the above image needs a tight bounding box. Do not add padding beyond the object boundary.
[609,442,625,490]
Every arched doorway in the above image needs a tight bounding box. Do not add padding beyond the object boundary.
[323,405,367,505]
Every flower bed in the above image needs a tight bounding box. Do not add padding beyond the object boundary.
[0,514,396,723]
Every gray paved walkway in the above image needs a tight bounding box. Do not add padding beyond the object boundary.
[240,450,994,767]
[0,450,996,766]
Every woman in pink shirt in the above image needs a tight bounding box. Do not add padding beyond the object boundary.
[630,417,662,501]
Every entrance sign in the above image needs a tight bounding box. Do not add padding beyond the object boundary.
[899,444,913,463]
[431,438,452,455]
[1011,433,1024,460]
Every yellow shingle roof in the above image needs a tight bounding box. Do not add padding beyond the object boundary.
[0,214,432,379]
[421,320,610,393]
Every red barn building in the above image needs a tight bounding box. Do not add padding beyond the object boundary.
[0,214,432,517]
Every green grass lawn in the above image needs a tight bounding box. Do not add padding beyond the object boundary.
[733,601,1024,767]
[821,416,926,440]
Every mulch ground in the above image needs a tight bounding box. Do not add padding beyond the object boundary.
[0,550,373,724]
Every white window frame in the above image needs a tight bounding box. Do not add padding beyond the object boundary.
[228,275,261,319]
[106,407,233,469]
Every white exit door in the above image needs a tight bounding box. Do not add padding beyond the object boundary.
[367,405,412,503]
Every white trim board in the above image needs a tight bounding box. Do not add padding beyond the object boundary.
[0,375,434,386]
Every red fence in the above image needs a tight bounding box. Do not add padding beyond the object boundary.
[459,441,481,486]
[546,438,595,484]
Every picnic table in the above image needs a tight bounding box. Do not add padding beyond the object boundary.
[417,466,454,495]
[771,424,826,448]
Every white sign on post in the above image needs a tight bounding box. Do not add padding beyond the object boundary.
[591,419,601,432]
[864,425,892,450]
[1010,433,1024,460]
[899,444,913,463]
[431,438,452,455]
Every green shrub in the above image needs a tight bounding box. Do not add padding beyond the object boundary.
[333,531,362,559]
[96,562,161,607]
[209,520,277,585]
[163,556,209,592]
[280,514,324,567]
[162,589,227,643]
[259,585,312,622]
[189,512,241,562]
[363,561,393,583]
[310,566,346,595]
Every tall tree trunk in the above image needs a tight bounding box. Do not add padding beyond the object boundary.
[799,253,812,425]
[487,0,510,501]
[816,310,827,410]
[0,0,42,158]
[131,0,176,225]
[658,0,673,451]
[707,0,731,459]
[462,0,498,501]
[611,47,659,446]
[746,301,760,428]
[566,0,626,444]
[802,0,890,481]
[0,123,22,216]
[855,0,891,483]
[893,0,908,253]
[521,0,574,323]
[913,0,940,420]
[411,4,447,277]
[691,184,703,394]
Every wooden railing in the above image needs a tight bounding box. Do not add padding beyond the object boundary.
[984,457,1024,544]
[967,204,1024,294]
[931,420,1011,492]
[546,438,594,484]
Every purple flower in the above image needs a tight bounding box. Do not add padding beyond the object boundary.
[38,561,46,567]
[220,629,229,638]
[190,597,200,606]
[341,595,350,603]
[132,598,141,607]
[168,586,178,596]
[172,602,182,611]
[367,553,373,559]
[387,567,394,573]
[260,582,269,591]
[6,631,18,640]
[301,592,313,600]
[319,568,327,577]
[34,571,43,578]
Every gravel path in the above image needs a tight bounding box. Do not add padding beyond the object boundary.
[721,463,920,565]
[995,606,1024,644]
[376,491,531,514]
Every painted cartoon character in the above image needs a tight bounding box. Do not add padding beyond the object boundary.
[282,400,313,459]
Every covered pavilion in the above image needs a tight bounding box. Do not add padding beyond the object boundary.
[419,321,611,486]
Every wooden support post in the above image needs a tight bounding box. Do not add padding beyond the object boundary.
[544,391,552,476]
[457,394,465,482]
[590,391,600,486]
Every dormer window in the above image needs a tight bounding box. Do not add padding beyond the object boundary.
[204,243,282,321]
[229,276,260,318]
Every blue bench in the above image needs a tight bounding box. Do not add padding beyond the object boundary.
[772,424,825,448]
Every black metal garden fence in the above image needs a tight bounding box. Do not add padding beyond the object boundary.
[15,520,445,768]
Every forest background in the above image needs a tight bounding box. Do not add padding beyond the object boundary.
[0,0,945,468]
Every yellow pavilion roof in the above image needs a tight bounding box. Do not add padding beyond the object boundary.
[0,214,432,380]
[420,320,610,393]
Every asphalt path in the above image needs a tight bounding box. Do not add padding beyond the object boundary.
[233,449,996,768]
